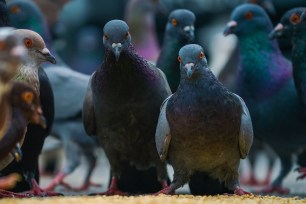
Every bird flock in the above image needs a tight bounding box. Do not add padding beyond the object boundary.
[0,0,305,199]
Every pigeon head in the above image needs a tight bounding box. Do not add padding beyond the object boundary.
[0,27,26,83]
[12,29,56,65]
[8,0,47,37]
[166,9,195,42]
[224,4,273,37]
[247,0,275,16]
[103,20,131,62]
[269,7,306,40]
[178,44,207,79]
[9,82,46,128]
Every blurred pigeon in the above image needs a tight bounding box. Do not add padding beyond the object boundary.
[224,4,306,194]
[83,20,171,195]
[156,9,195,92]
[0,29,59,197]
[0,82,46,198]
[155,44,253,195]
[269,7,306,180]
[8,0,102,192]
[125,0,161,63]
[0,0,9,27]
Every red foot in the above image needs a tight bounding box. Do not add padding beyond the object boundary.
[44,172,66,191]
[25,179,63,197]
[296,167,306,180]
[234,187,252,196]
[262,186,290,194]
[154,186,174,195]
[0,189,31,198]
[241,175,261,186]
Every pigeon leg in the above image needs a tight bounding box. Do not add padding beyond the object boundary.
[25,179,63,197]
[262,154,291,194]
[43,172,66,191]
[234,186,252,195]
[296,167,306,180]
[91,176,127,196]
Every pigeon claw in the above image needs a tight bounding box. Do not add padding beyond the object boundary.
[234,187,252,196]
[154,186,175,196]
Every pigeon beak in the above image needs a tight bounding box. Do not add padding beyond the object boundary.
[41,48,56,64]
[223,21,237,36]
[183,26,195,41]
[269,23,284,39]
[184,63,194,78]
[112,43,122,62]
[10,143,23,162]
[32,107,47,129]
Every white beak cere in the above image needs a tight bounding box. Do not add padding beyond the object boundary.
[112,43,122,48]
[184,26,195,32]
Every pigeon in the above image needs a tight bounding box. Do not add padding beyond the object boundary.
[224,4,306,194]
[0,82,47,198]
[83,20,171,195]
[0,29,59,197]
[125,0,161,63]
[269,7,306,180]
[156,9,195,92]
[7,0,102,191]
[155,44,253,195]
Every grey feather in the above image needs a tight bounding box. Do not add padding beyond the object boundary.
[155,95,172,162]
[233,93,254,159]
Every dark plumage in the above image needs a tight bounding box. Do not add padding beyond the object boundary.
[0,0,9,27]
[270,7,306,180]
[83,20,171,195]
[0,29,58,197]
[156,9,195,92]
[224,4,306,194]
[155,44,253,195]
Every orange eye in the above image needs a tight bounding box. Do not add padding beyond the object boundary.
[290,13,300,24]
[245,11,253,20]
[199,51,204,59]
[10,5,21,14]
[22,91,34,104]
[171,19,178,26]
[104,35,109,40]
[24,38,32,48]
[178,55,181,62]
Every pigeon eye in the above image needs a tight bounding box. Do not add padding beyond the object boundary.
[125,32,129,39]
[10,5,21,14]
[22,91,34,104]
[199,51,204,59]
[177,55,181,62]
[172,19,178,26]
[290,13,300,24]
[245,11,253,20]
[104,35,109,40]
[24,38,32,48]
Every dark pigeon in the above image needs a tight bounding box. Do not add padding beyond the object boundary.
[83,20,171,195]
[224,4,306,194]
[155,44,253,195]
[156,9,195,92]
[269,7,306,180]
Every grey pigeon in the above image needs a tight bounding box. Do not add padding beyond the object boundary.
[155,44,253,195]
[156,9,195,92]
[83,20,171,195]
